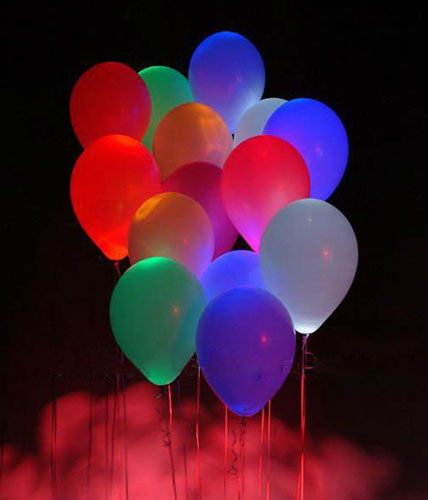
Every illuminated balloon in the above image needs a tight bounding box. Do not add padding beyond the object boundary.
[189,31,265,133]
[197,287,295,416]
[128,192,214,277]
[70,135,161,261]
[153,102,232,180]
[163,162,237,258]
[263,98,348,200]
[221,135,310,251]
[260,199,358,334]
[233,98,286,147]
[70,62,151,148]
[110,257,206,386]
[201,250,264,302]
[138,65,193,151]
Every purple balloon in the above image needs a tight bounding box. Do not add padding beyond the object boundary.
[196,287,296,416]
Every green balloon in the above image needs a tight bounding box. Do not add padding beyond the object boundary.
[110,257,206,385]
[138,66,194,151]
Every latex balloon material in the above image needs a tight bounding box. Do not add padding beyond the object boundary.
[189,31,265,133]
[128,192,214,277]
[260,199,358,334]
[110,257,206,386]
[70,135,161,261]
[153,103,232,180]
[138,66,193,151]
[197,287,296,416]
[70,62,151,148]
[233,98,286,147]
[263,98,348,200]
[163,162,237,258]
[221,135,310,251]
[201,250,264,302]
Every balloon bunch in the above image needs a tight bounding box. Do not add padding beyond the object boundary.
[70,32,358,417]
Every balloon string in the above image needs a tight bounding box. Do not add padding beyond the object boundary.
[177,378,190,500]
[50,378,57,500]
[110,377,118,496]
[224,405,229,499]
[121,376,129,500]
[165,387,178,500]
[239,417,246,498]
[195,366,201,499]
[297,334,308,500]
[105,393,109,500]
[266,399,271,500]
[258,407,265,500]
[168,384,173,430]
[86,391,93,500]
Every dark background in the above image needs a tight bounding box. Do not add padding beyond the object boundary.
[2,4,427,497]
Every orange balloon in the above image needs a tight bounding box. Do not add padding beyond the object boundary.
[70,135,161,261]
[153,103,232,180]
[128,192,214,277]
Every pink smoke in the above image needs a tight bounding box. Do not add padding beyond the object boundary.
[1,381,397,499]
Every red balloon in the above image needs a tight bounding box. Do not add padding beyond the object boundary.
[70,135,161,261]
[70,62,151,148]
[221,135,310,251]
[163,162,238,258]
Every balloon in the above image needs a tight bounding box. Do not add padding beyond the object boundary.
[201,250,264,302]
[153,102,232,180]
[70,62,151,148]
[221,135,310,251]
[110,257,206,386]
[189,31,265,133]
[70,135,161,261]
[260,199,358,334]
[163,162,237,258]
[263,98,348,200]
[138,65,193,151]
[196,287,295,416]
[233,98,286,147]
[128,192,214,277]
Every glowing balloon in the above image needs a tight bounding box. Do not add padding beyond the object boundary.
[138,66,193,151]
[163,162,237,258]
[260,199,358,334]
[70,62,151,148]
[189,31,265,133]
[128,192,214,277]
[153,102,232,180]
[201,250,264,302]
[263,98,348,200]
[197,287,295,416]
[110,257,206,386]
[70,135,161,261]
[221,135,310,251]
[233,98,286,147]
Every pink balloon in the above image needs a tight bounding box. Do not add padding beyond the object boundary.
[221,135,310,251]
[163,162,238,258]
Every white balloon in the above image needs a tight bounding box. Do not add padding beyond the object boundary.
[259,199,358,334]
[233,98,286,148]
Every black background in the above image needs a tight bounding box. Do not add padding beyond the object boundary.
[2,4,427,497]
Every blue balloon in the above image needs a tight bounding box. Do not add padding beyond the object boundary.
[196,287,296,417]
[263,98,348,200]
[189,31,265,133]
[201,250,264,302]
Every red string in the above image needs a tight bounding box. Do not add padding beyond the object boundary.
[121,377,129,500]
[50,384,57,500]
[166,386,178,500]
[104,394,109,500]
[224,405,229,499]
[195,366,201,499]
[258,407,265,500]
[86,392,93,500]
[296,334,308,500]
[266,400,271,500]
